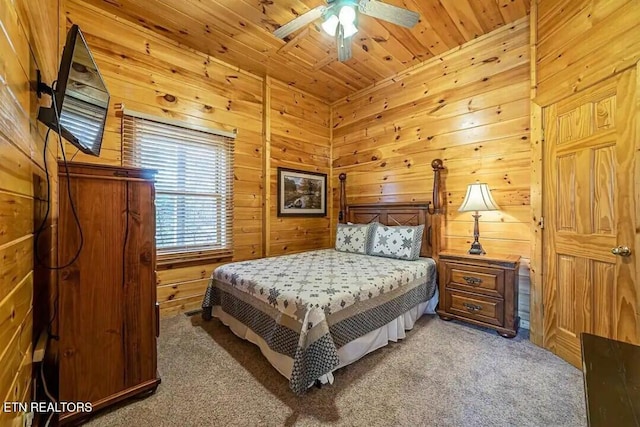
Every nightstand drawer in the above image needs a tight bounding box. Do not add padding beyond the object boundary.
[445,290,504,327]
[446,263,505,298]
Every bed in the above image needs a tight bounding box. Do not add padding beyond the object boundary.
[201,159,445,394]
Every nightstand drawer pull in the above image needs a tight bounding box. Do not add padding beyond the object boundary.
[462,276,483,286]
[463,302,483,312]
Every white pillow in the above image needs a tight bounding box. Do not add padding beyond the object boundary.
[335,223,375,254]
[369,224,424,260]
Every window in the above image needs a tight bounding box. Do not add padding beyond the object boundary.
[122,112,235,265]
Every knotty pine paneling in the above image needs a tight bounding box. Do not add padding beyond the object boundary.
[0,0,60,422]
[269,81,332,256]
[65,0,333,316]
[75,0,529,102]
[536,0,640,106]
[64,0,264,317]
[332,18,532,326]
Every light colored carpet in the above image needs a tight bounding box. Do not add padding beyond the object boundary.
[86,314,586,427]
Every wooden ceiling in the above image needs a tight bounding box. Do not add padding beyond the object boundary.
[80,0,530,102]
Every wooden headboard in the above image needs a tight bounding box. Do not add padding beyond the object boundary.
[338,159,445,259]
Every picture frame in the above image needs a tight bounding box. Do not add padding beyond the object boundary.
[277,167,327,217]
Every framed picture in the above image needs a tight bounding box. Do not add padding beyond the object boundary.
[277,167,327,217]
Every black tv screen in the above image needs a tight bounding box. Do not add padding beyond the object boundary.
[38,25,109,156]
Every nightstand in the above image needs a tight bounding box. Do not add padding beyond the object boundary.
[437,250,520,338]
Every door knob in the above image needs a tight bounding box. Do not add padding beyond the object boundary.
[611,246,632,257]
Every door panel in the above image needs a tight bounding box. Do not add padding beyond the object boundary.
[543,68,640,368]
[592,145,616,235]
[556,155,576,231]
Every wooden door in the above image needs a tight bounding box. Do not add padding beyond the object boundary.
[543,67,640,368]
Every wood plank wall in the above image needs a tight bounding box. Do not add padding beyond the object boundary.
[64,0,263,317]
[535,0,640,107]
[331,18,533,327]
[269,81,332,256]
[64,0,332,317]
[0,0,60,423]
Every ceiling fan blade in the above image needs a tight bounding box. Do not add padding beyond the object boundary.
[336,24,353,62]
[358,0,419,28]
[273,5,327,39]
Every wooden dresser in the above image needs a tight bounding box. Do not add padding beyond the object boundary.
[57,162,160,424]
[437,251,520,338]
[581,333,640,427]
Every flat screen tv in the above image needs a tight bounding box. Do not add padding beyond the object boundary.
[38,24,109,156]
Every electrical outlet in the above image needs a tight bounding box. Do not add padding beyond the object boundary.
[23,411,34,427]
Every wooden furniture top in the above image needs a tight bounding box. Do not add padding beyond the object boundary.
[58,160,157,179]
[439,250,521,268]
[581,333,640,427]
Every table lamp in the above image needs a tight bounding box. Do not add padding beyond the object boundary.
[458,183,499,255]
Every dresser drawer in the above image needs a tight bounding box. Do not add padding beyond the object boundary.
[445,263,505,298]
[445,290,504,326]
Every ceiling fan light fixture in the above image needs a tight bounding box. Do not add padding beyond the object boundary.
[338,4,357,25]
[321,14,339,36]
[342,22,358,38]
[273,0,420,64]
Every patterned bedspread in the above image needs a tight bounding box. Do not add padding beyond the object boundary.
[201,249,437,394]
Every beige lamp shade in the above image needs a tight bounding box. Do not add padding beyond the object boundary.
[459,183,499,212]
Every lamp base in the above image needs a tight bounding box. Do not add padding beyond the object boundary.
[468,241,486,255]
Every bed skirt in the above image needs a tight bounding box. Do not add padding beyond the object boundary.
[211,287,439,389]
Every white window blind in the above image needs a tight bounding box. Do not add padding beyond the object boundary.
[122,113,234,263]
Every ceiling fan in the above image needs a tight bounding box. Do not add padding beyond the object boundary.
[273,0,419,62]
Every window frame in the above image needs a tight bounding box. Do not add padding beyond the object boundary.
[119,107,236,267]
